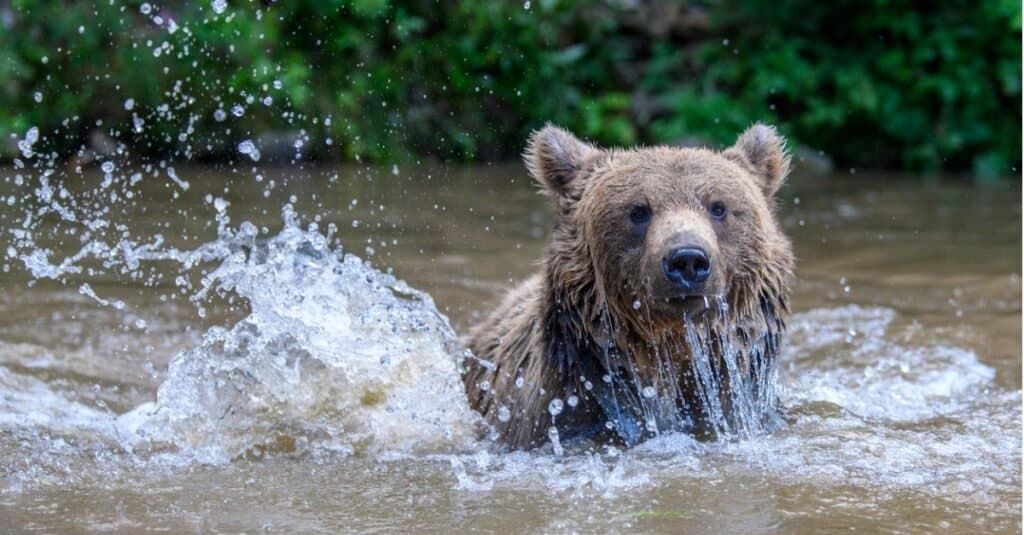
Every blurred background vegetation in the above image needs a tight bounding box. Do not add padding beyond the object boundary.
[1,0,1020,177]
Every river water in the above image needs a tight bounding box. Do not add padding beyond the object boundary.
[0,163,1020,532]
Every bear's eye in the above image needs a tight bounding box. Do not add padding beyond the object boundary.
[709,201,727,221]
[629,204,652,225]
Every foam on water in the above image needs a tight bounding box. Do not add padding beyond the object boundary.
[0,365,114,437]
[721,305,1019,505]
[418,305,1018,501]
[785,306,999,421]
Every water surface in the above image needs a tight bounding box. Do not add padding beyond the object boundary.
[0,163,1020,533]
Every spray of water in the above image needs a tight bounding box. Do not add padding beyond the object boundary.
[586,295,783,449]
[107,208,483,463]
[681,296,783,439]
[4,164,482,463]
[1,164,1019,523]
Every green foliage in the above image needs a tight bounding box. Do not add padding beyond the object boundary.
[0,0,1019,175]
[688,0,1023,176]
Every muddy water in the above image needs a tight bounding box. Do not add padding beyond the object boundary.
[0,163,1020,533]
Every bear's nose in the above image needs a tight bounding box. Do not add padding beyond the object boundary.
[662,247,711,290]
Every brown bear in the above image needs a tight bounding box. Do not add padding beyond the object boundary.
[462,124,794,450]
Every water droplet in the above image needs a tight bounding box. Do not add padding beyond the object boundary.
[211,0,227,14]
[134,319,147,329]
[166,167,189,191]
[547,398,563,416]
[213,109,227,122]
[33,92,42,103]
[478,380,490,392]
[515,376,524,388]
[632,300,642,310]
[496,405,511,422]
[237,140,260,162]
[140,2,152,14]
[548,426,563,455]
[567,395,579,408]
[231,104,244,117]
[642,386,657,398]
[124,98,135,111]
[101,161,115,174]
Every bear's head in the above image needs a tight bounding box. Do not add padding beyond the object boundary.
[527,124,794,347]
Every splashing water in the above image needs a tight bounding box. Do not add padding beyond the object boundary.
[5,165,481,464]
[0,164,1019,532]
[591,295,783,445]
[6,161,788,461]
[682,296,783,439]
[114,209,481,463]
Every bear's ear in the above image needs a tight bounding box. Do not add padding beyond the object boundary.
[724,123,791,199]
[524,124,598,198]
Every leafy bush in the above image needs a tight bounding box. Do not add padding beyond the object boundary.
[0,0,1019,176]
[678,0,1024,176]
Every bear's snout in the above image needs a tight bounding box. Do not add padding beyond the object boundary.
[662,247,711,291]
[645,211,720,302]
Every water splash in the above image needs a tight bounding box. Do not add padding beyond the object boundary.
[0,166,1018,525]
[4,164,482,463]
[594,295,783,445]
[682,296,783,439]
[113,209,482,463]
